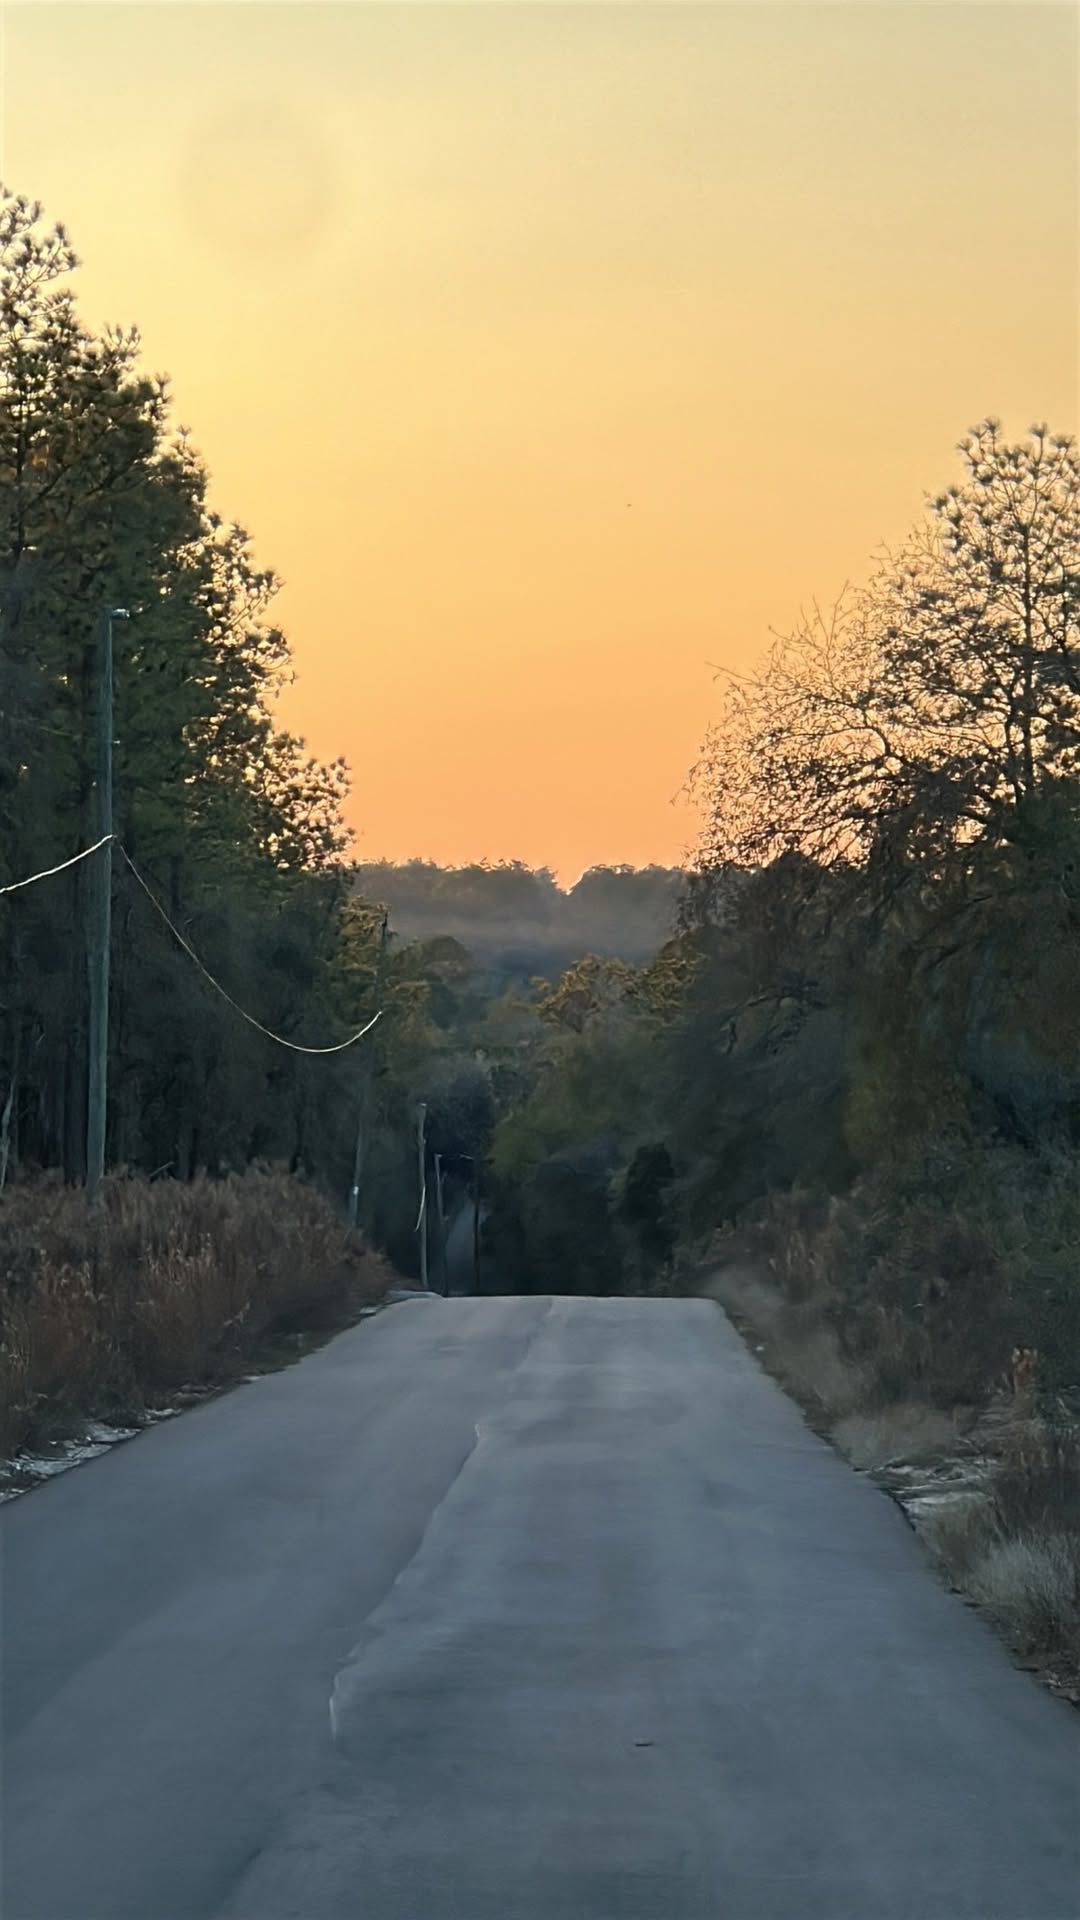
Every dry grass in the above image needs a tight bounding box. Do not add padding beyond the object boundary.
[704,1262,784,1331]
[707,1262,869,1420]
[876,1415,1080,1683]
[994,1416,1080,1535]
[833,1403,963,1472]
[769,1323,870,1420]
[0,1170,395,1456]
[918,1495,995,1582]
[967,1533,1080,1651]
[923,1494,1080,1669]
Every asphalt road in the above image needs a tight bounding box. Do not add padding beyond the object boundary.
[3,1296,1078,1920]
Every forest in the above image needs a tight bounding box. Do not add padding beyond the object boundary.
[2,188,1078,1684]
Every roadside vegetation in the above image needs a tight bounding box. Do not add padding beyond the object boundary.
[475,419,1080,1693]
[0,1169,394,1460]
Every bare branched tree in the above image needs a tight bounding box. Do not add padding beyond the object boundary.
[692,422,1080,892]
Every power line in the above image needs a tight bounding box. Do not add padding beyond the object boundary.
[119,845,383,1057]
[0,834,114,897]
[1,833,384,1054]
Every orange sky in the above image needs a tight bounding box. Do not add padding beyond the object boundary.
[3,2,1077,880]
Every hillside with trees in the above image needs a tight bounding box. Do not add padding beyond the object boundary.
[352,861,684,982]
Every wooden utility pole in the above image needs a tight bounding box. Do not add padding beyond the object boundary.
[0,1070,14,1195]
[472,1161,481,1294]
[434,1151,448,1296]
[416,1101,429,1289]
[86,606,127,1205]
[347,912,388,1229]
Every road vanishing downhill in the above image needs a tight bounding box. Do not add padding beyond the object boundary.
[3,1295,1078,1920]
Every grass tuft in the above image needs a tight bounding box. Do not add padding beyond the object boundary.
[967,1531,1080,1653]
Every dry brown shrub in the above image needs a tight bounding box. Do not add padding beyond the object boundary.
[25,1261,105,1400]
[833,1402,961,1472]
[0,1308,31,1455]
[907,1425,1080,1675]
[994,1418,1080,1538]
[707,1263,870,1419]
[0,1170,394,1453]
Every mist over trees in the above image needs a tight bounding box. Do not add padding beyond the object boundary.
[351,861,685,980]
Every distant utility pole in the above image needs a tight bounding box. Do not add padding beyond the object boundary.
[86,605,128,1206]
[472,1160,481,1294]
[347,911,389,1229]
[457,1153,481,1294]
[416,1101,429,1290]
[434,1151,448,1296]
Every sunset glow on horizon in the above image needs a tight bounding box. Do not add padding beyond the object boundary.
[4,1,1076,881]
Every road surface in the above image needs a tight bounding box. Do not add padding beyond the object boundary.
[3,1296,1078,1920]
